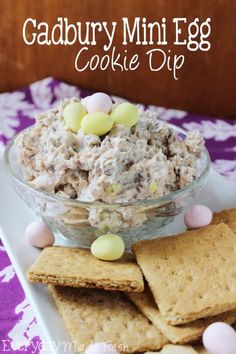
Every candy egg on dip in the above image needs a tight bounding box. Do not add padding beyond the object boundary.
[111,102,139,128]
[149,181,158,194]
[203,322,236,354]
[81,112,113,136]
[91,234,125,261]
[25,220,55,248]
[81,95,91,108]
[85,342,118,354]
[63,101,87,132]
[184,204,212,229]
[86,92,113,114]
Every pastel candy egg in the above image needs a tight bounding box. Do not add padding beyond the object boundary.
[81,112,113,136]
[184,204,212,229]
[81,95,91,109]
[63,101,87,132]
[105,183,121,196]
[87,92,113,114]
[149,181,158,194]
[85,342,118,354]
[25,220,55,248]
[91,234,125,261]
[111,102,139,128]
[203,322,236,354]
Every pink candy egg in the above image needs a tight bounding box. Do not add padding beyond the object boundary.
[203,322,236,354]
[184,204,212,229]
[86,92,112,114]
[25,220,55,248]
[85,342,118,354]
[81,95,91,109]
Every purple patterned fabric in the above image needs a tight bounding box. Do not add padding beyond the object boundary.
[0,77,235,353]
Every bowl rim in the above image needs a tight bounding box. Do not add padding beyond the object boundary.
[3,124,211,208]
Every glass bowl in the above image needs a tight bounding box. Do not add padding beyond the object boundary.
[3,124,210,249]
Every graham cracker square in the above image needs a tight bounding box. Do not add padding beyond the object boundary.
[133,224,236,325]
[50,286,168,353]
[211,208,236,233]
[27,246,144,292]
[145,344,198,353]
[127,286,236,344]
[194,346,209,353]
[161,345,198,353]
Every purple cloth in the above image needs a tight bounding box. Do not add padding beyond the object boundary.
[0,77,235,353]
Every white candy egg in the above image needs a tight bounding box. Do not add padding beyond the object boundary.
[87,92,113,114]
[25,220,55,248]
[184,204,212,229]
[81,95,91,109]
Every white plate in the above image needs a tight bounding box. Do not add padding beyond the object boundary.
[1,160,236,354]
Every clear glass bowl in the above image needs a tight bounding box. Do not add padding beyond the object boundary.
[4,124,210,249]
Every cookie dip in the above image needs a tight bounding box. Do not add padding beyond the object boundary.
[15,93,205,232]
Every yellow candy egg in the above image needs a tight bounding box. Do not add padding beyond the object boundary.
[63,102,87,133]
[91,234,125,261]
[105,183,121,196]
[110,102,139,128]
[81,112,113,136]
[149,181,158,194]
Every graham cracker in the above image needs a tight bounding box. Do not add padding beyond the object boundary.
[132,224,236,325]
[27,246,144,292]
[211,208,236,233]
[49,286,168,353]
[145,345,198,353]
[194,346,209,354]
[160,345,198,353]
[127,286,236,344]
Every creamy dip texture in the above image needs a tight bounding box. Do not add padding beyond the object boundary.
[16,98,204,206]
